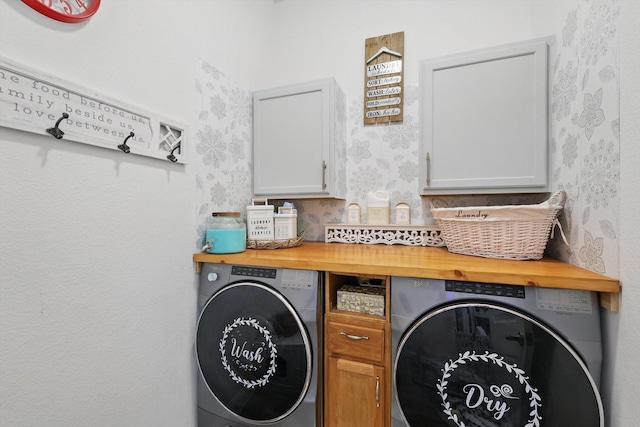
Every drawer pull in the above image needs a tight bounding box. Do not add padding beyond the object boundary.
[426,152,431,187]
[340,331,369,341]
[376,376,380,408]
[322,161,327,190]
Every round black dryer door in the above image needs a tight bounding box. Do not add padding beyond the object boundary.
[394,302,603,427]
[196,281,312,423]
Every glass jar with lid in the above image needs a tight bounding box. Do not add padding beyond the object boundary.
[204,212,247,253]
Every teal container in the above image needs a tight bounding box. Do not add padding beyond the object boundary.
[205,212,247,254]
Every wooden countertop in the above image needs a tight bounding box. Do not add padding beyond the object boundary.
[193,242,619,309]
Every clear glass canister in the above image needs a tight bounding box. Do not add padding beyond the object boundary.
[205,212,247,254]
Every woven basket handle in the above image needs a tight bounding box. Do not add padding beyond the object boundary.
[551,219,569,246]
[548,190,567,208]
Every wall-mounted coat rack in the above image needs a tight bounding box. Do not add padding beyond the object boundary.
[0,56,186,164]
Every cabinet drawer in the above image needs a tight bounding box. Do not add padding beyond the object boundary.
[327,320,385,364]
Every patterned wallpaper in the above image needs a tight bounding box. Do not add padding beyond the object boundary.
[193,61,253,250]
[192,0,620,278]
[546,0,620,278]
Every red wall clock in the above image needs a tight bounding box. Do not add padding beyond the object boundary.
[22,0,101,23]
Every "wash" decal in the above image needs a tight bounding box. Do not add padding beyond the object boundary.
[219,317,278,389]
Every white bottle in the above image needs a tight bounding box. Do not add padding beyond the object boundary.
[395,201,411,225]
[347,202,361,224]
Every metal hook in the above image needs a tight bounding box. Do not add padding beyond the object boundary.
[46,113,69,139]
[117,132,135,153]
[167,143,181,162]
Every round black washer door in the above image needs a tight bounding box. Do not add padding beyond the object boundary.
[196,281,312,423]
[394,302,603,427]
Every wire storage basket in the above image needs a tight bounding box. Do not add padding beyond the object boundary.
[431,190,567,260]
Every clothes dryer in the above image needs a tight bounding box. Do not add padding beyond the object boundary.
[196,264,322,427]
[391,277,603,427]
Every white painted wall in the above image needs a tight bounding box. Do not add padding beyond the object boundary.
[611,1,640,425]
[1,1,638,426]
[253,0,536,92]
[0,2,272,426]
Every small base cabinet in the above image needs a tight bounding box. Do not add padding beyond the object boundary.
[324,272,391,427]
[327,357,385,427]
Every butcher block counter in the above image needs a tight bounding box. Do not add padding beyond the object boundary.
[193,242,620,310]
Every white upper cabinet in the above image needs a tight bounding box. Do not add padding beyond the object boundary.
[419,38,550,195]
[253,78,346,199]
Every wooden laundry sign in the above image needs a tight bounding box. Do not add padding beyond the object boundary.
[0,56,186,164]
[363,31,404,124]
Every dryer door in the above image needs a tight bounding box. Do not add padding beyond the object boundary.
[196,281,312,424]
[394,302,603,427]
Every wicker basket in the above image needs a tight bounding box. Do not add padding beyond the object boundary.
[246,234,304,250]
[431,191,566,260]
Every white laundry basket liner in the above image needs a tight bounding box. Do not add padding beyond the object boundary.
[431,190,567,260]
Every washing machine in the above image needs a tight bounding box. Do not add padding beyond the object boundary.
[391,277,604,427]
[196,264,322,427]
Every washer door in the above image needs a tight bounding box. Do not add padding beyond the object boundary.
[196,282,312,424]
[394,302,603,427]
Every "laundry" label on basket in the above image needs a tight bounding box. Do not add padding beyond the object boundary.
[455,210,489,219]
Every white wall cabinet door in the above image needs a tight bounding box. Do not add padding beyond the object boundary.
[253,78,346,199]
[419,38,550,195]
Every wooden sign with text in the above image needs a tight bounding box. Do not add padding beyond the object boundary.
[0,56,186,164]
[363,31,404,124]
